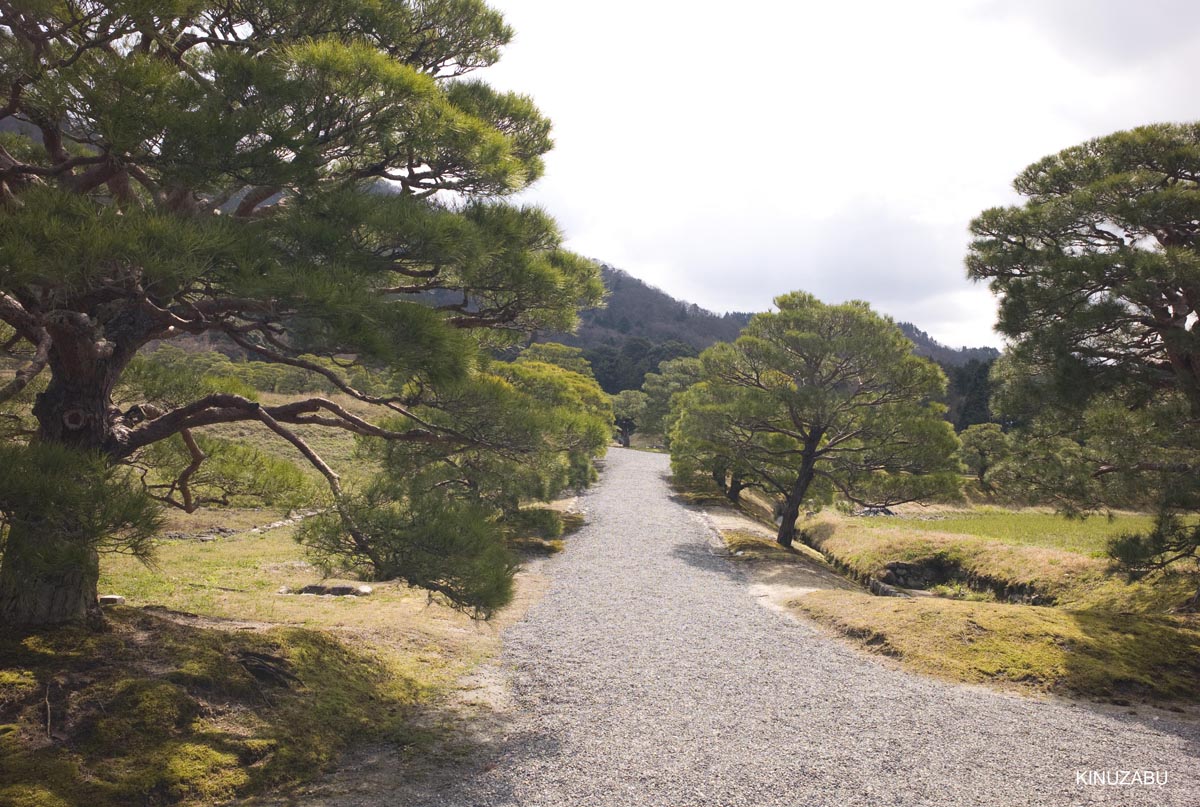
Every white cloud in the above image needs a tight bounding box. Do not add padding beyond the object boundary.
[483,0,1200,348]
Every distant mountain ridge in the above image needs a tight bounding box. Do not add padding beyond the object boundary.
[544,265,752,351]
[542,263,999,368]
[895,323,1001,367]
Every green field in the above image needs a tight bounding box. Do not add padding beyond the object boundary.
[857,507,1156,558]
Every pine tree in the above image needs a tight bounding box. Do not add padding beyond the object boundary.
[670,293,961,547]
[640,356,701,442]
[969,123,1200,602]
[611,389,647,447]
[0,1,603,625]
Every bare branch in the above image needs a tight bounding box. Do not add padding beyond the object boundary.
[233,185,281,217]
[254,407,343,496]
[219,328,458,435]
[175,429,207,512]
[1092,462,1193,478]
[116,394,455,457]
[0,292,40,342]
[0,326,50,404]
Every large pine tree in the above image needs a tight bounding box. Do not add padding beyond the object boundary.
[0,1,603,626]
[968,123,1200,603]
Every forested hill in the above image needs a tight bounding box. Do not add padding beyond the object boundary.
[531,265,750,393]
[536,264,1000,392]
[543,265,753,352]
[896,323,1001,367]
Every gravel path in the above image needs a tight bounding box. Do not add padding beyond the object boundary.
[336,448,1200,806]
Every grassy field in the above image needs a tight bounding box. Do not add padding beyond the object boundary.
[848,507,1156,558]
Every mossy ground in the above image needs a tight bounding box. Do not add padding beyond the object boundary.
[722,529,826,565]
[3,480,575,806]
[0,608,438,807]
[807,513,1197,612]
[794,591,1200,702]
[680,474,1200,704]
[793,515,1200,702]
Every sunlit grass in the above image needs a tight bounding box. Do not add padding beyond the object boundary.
[2,434,564,807]
[854,508,1156,558]
[808,515,1197,613]
[796,590,1200,702]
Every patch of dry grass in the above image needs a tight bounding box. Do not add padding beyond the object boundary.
[721,530,826,566]
[795,590,1200,703]
[808,517,1196,613]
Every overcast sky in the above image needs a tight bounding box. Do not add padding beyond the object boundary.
[483,0,1200,348]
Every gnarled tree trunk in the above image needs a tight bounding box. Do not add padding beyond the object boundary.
[0,521,100,626]
[0,333,132,627]
[726,474,746,503]
[711,462,728,494]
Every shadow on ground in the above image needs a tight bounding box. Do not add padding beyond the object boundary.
[0,607,441,807]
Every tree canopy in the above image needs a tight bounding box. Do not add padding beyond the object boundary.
[610,389,647,447]
[968,122,1200,602]
[0,0,603,625]
[968,122,1200,416]
[670,292,960,547]
[639,355,701,441]
[958,422,1010,490]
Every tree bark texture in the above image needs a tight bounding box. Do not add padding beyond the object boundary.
[0,521,100,627]
[0,322,140,626]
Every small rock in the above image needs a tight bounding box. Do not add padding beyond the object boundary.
[294,583,372,597]
[197,534,217,542]
[98,594,126,606]
[868,578,909,598]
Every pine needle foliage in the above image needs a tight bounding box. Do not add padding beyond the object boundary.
[969,123,1200,605]
[298,349,611,615]
[670,292,961,547]
[0,0,604,625]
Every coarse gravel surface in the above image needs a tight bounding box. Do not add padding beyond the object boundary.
[285,448,1200,806]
